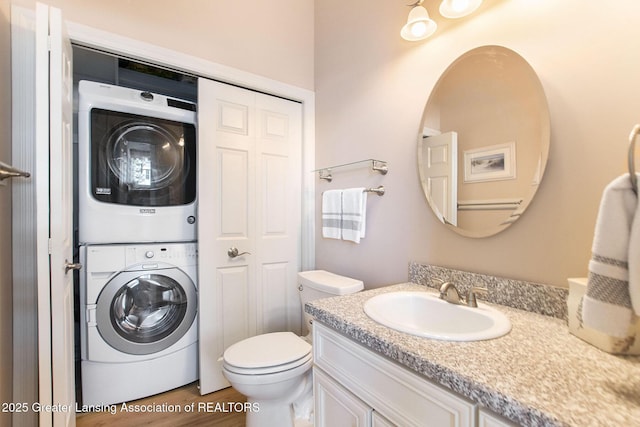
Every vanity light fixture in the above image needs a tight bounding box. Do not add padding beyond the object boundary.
[401,0,437,41]
[439,0,483,19]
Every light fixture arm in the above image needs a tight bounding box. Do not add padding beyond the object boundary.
[407,0,424,6]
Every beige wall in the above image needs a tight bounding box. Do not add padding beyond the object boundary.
[1,0,12,423]
[314,0,640,288]
[47,0,314,91]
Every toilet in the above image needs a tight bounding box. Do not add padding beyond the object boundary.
[222,270,364,427]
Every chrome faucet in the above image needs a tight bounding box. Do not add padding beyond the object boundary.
[439,282,463,304]
[438,282,488,308]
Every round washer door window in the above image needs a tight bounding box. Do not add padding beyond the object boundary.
[96,268,197,355]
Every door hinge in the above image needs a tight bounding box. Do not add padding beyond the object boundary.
[48,238,52,254]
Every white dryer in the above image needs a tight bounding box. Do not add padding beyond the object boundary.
[80,242,198,406]
[77,80,197,245]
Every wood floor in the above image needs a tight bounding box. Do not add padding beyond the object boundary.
[76,382,246,427]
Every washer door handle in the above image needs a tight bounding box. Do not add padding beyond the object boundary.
[227,247,251,258]
[65,260,83,274]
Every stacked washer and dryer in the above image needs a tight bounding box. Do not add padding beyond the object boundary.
[77,81,199,406]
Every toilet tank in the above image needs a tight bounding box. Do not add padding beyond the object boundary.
[298,270,364,337]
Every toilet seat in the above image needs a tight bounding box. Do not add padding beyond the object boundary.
[224,353,312,375]
[223,332,312,375]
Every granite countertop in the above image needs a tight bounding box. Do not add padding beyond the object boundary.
[305,283,640,427]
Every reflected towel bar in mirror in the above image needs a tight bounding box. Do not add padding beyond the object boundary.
[457,198,522,211]
[628,124,640,195]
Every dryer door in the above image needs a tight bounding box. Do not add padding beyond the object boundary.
[95,267,197,355]
[90,109,197,207]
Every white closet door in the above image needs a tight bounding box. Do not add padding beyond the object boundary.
[35,3,75,426]
[198,79,302,394]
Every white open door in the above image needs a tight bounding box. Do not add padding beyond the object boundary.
[35,3,76,426]
[197,79,302,395]
[421,131,458,226]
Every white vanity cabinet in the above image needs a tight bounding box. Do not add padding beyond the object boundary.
[313,322,478,426]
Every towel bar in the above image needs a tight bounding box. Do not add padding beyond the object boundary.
[628,124,640,195]
[321,186,385,196]
[364,186,385,196]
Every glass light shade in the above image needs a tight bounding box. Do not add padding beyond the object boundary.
[401,6,437,41]
[439,0,482,19]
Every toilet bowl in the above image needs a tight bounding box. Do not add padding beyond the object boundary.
[223,332,313,427]
[221,270,363,427]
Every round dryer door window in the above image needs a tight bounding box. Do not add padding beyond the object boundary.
[96,268,197,355]
[106,122,182,190]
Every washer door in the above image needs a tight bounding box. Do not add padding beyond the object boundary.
[96,267,197,355]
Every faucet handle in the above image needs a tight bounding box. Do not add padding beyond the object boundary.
[466,287,488,308]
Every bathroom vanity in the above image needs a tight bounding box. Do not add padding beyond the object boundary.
[306,282,640,426]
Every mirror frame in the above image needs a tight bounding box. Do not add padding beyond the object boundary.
[418,45,550,238]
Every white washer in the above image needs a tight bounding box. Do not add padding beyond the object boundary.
[80,242,198,406]
[77,80,197,245]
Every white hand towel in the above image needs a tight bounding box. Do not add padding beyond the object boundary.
[582,174,638,337]
[341,188,367,244]
[628,174,640,314]
[322,190,342,239]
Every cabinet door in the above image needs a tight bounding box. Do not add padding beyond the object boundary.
[314,368,373,427]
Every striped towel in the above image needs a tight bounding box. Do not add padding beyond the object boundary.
[341,188,367,243]
[582,174,639,338]
[322,190,342,239]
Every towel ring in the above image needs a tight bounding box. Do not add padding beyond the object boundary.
[628,124,640,195]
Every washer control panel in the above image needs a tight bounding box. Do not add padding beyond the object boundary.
[124,242,198,266]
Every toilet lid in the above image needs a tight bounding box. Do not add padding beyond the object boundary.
[224,352,312,375]
[223,332,312,370]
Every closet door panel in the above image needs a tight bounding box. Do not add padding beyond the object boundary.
[198,80,256,395]
[255,94,302,335]
[260,262,289,333]
[217,148,249,237]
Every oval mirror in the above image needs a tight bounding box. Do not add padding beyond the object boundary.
[418,45,550,238]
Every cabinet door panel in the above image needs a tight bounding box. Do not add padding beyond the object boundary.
[373,412,396,427]
[314,368,372,427]
[479,409,518,427]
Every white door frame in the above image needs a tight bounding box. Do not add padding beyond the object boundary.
[66,21,316,271]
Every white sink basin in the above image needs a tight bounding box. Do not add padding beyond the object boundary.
[363,291,511,341]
